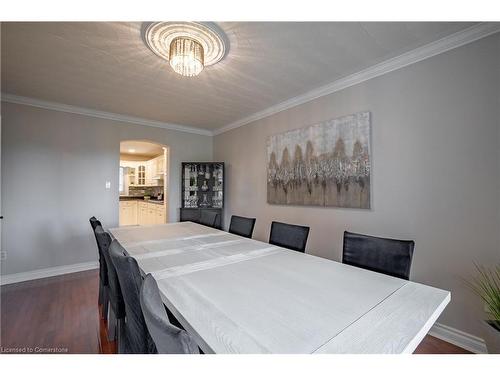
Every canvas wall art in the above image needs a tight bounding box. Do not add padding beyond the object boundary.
[267,111,371,208]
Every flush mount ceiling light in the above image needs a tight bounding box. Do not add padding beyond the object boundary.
[144,22,227,77]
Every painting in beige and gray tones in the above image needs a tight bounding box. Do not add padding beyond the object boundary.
[267,111,371,208]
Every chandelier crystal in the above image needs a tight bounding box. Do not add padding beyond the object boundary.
[143,22,227,78]
[169,37,204,77]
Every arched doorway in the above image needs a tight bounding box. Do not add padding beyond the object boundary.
[119,140,169,226]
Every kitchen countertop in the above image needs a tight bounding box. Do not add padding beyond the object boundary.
[120,196,164,205]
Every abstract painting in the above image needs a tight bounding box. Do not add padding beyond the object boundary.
[267,111,371,208]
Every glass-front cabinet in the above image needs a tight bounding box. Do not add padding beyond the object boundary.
[137,165,146,185]
[180,162,224,228]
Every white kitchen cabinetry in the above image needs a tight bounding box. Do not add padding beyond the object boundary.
[136,201,166,225]
[145,160,153,186]
[137,201,148,225]
[145,156,164,186]
[154,204,165,224]
[156,155,165,175]
[120,161,138,186]
[137,165,146,185]
[152,155,165,176]
[120,200,166,226]
[120,154,165,187]
[119,201,138,226]
[146,204,156,225]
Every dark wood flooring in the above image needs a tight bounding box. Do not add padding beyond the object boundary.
[0,269,470,354]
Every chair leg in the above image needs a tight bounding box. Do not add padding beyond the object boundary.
[101,289,109,321]
[98,280,103,306]
[117,318,124,353]
[107,304,117,341]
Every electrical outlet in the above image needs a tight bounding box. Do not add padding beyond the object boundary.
[105,181,111,189]
[0,251,6,260]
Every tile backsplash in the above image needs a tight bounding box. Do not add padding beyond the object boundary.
[127,186,163,197]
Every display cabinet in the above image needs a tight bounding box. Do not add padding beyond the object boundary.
[180,162,224,228]
[137,165,146,185]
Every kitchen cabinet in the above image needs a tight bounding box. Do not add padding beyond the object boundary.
[145,156,164,186]
[137,165,146,185]
[154,205,166,224]
[120,161,138,187]
[137,201,148,225]
[119,200,138,226]
[120,156,165,187]
[156,155,165,175]
[144,163,150,186]
[150,158,157,175]
[136,201,166,225]
[146,204,156,225]
[120,160,147,186]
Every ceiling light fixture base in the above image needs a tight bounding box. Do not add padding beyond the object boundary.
[143,22,228,68]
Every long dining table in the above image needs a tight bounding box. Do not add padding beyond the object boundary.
[108,221,450,354]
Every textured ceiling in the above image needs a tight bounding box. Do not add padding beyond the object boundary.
[1,22,476,130]
[120,140,163,157]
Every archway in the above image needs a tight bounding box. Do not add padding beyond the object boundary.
[118,140,170,226]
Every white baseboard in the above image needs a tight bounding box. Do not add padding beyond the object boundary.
[0,261,99,285]
[429,322,487,354]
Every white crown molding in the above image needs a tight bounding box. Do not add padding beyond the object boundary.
[2,23,499,137]
[1,93,213,137]
[429,322,487,354]
[213,22,500,136]
[0,261,99,285]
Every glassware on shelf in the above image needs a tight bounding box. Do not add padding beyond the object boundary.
[212,196,222,208]
[200,193,209,208]
[185,194,198,208]
[214,164,223,180]
[182,162,223,210]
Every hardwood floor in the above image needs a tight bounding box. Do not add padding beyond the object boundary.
[1,270,101,353]
[1,269,470,354]
[414,335,471,354]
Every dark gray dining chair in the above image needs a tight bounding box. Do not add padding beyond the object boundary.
[342,231,415,280]
[269,221,310,253]
[109,240,156,354]
[228,215,256,239]
[95,226,126,341]
[140,274,199,354]
[89,216,107,310]
[199,210,219,228]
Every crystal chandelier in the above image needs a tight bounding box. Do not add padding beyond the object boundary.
[144,22,227,78]
[169,37,204,77]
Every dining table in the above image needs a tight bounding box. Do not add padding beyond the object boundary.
[108,221,450,354]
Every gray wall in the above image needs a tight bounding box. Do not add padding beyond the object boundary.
[1,103,213,275]
[214,34,500,338]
